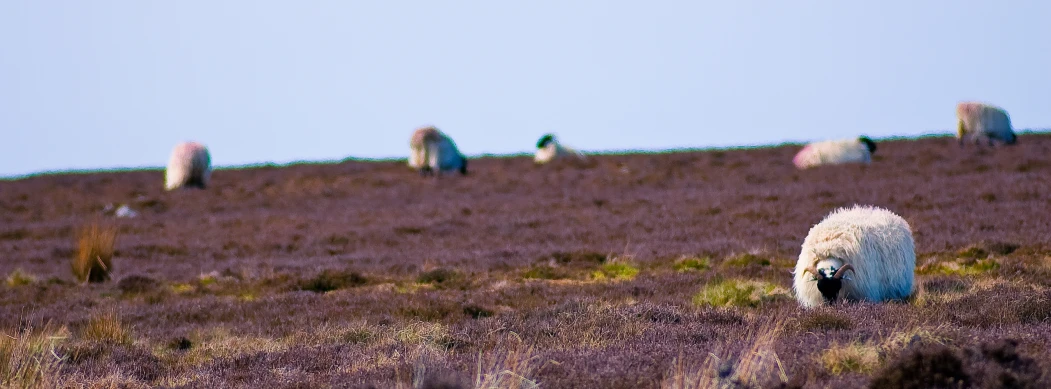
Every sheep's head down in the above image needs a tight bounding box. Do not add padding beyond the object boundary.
[804,264,855,303]
[858,136,877,154]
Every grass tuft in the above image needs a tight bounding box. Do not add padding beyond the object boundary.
[591,261,639,281]
[919,258,1000,276]
[300,269,368,293]
[522,265,571,280]
[82,311,132,345]
[723,253,771,268]
[693,279,785,308]
[72,222,117,283]
[0,322,69,388]
[820,342,881,374]
[6,269,36,287]
[673,257,710,272]
[474,344,541,389]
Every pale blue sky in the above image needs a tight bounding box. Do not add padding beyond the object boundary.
[2,1,1049,177]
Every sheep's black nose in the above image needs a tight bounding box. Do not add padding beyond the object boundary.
[817,278,843,303]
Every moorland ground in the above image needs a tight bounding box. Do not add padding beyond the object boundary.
[2,134,1051,388]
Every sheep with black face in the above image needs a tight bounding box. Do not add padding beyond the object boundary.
[792,136,877,169]
[793,205,916,308]
[534,133,586,165]
[408,126,468,176]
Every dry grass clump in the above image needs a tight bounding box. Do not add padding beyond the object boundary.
[81,311,132,345]
[0,322,69,388]
[6,268,36,287]
[820,341,881,374]
[662,322,791,389]
[72,222,117,283]
[473,344,542,389]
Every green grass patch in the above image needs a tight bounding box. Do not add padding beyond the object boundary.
[591,262,639,281]
[693,279,785,308]
[919,259,1000,276]
[723,253,771,267]
[6,269,36,287]
[522,265,572,280]
[673,257,710,272]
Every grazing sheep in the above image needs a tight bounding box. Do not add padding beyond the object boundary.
[792,137,877,169]
[408,126,468,176]
[793,205,915,308]
[164,141,211,190]
[534,133,587,165]
[956,101,1017,147]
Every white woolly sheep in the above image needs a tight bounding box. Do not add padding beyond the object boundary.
[956,101,1017,147]
[165,141,212,190]
[792,137,877,170]
[534,133,587,165]
[408,126,468,176]
[792,205,915,308]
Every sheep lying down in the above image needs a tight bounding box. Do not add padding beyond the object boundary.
[534,133,587,165]
[792,137,877,170]
[793,205,916,308]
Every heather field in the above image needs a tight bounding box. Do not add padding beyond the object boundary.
[4,134,1051,388]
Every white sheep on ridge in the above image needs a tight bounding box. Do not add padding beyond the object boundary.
[408,126,468,176]
[792,137,877,170]
[165,141,212,190]
[534,133,587,165]
[793,205,915,308]
[956,101,1017,147]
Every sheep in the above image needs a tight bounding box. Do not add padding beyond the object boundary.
[792,205,915,308]
[408,126,468,176]
[792,137,877,169]
[164,141,212,190]
[956,101,1017,147]
[534,133,587,165]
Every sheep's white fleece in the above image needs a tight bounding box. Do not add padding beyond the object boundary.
[535,141,586,164]
[956,102,1016,145]
[793,205,915,308]
[792,139,871,169]
[409,127,466,173]
[165,141,212,190]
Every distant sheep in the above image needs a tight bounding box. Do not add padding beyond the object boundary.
[793,205,915,308]
[165,141,211,190]
[792,137,877,169]
[956,102,1017,147]
[534,133,587,165]
[408,126,468,176]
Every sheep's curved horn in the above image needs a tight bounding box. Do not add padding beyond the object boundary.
[833,264,855,279]
[803,266,823,279]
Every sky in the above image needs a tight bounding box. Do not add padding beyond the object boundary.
[2,1,1050,177]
